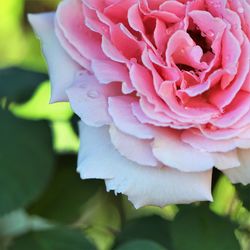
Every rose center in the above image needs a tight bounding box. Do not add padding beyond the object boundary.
[188,28,212,54]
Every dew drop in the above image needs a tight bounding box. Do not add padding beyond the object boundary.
[87,90,99,99]
[76,70,86,77]
[207,30,215,38]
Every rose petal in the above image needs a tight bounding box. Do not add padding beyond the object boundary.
[91,59,134,93]
[109,125,158,167]
[108,96,154,139]
[56,0,106,60]
[28,13,81,102]
[78,123,213,208]
[212,151,240,170]
[152,129,215,172]
[67,71,120,127]
[224,149,250,185]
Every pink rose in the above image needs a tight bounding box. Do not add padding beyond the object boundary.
[29,0,250,208]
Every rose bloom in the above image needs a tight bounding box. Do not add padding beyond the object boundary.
[29,0,250,208]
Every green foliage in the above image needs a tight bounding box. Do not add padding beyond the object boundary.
[115,240,166,250]
[0,67,47,104]
[8,228,96,250]
[170,205,240,250]
[11,81,72,121]
[29,155,102,224]
[0,109,54,216]
[236,184,250,209]
[115,215,172,249]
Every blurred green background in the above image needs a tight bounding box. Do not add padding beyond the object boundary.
[0,0,250,249]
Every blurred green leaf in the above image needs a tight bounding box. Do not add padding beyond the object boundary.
[115,215,172,249]
[115,240,166,250]
[170,205,240,250]
[0,210,52,237]
[0,67,47,104]
[210,176,236,216]
[80,191,121,250]
[236,184,250,209]
[11,81,72,121]
[28,154,102,224]
[0,109,54,216]
[8,228,96,250]
[0,0,24,67]
[52,121,79,153]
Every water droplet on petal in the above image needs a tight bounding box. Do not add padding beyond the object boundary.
[207,30,215,38]
[76,70,86,77]
[87,90,99,99]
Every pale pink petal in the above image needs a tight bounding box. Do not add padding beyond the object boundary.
[78,123,213,208]
[212,151,240,170]
[108,96,154,139]
[101,36,129,64]
[104,0,137,23]
[56,0,106,60]
[91,59,134,93]
[67,71,120,127]
[181,129,237,152]
[159,81,219,121]
[91,59,129,83]
[152,129,215,172]
[224,149,250,185]
[209,36,250,108]
[205,0,227,16]
[210,91,250,128]
[109,125,158,167]
[28,13,81,103]
[221,29,241,76]
[165,30,207,70]
[159,1,185,18]
[55,21,91,70]
[223,9,244,45]
[109,23,144,60]
[188,10,226,36]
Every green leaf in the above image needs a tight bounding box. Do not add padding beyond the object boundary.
[0,109,54,216]
[8,228,96,250]
[235,184,250,209]
[115,215,172,249]
[115,240,166,250]
[11,81,72,121]
[170,205,240,250]
[28,154,102,224]
[0,67,47,103]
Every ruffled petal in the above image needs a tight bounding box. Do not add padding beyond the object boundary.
[152,128,215,172]
[108,96,154,139]
[109,125,158,167]
[28,13,80,102]
[78,123,213,208]
[67,71,120,127]
[224,149,250,185]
